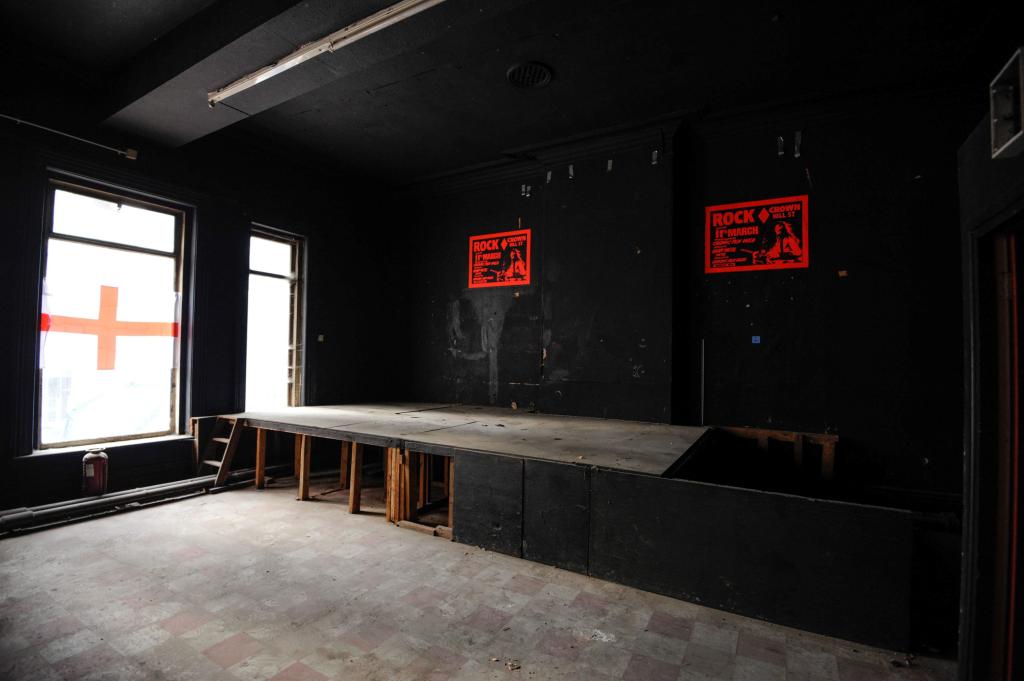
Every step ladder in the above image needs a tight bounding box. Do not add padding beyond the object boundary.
[197,417,243,487]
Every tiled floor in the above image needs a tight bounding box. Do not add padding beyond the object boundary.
[0,480,956,681]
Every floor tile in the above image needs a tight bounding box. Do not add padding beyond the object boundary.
[647,610,695,641]
[623,652,681,681]
[267,661,329,681]
[203,632,264,668]
[0,485,957,681]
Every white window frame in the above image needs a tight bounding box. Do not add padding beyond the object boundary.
[245,225,305,408]
[36,179,187,449]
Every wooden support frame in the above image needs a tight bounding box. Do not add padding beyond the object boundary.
[189,416,208,474]
[297,434,312,500]
[385,447,395,522]
[348,442,363,513]
[255,428,267,489]
[385,448,431,524]
[419,453,429,508]
[404,448,415,521]
[722,426,838,480]
[821,440,836,479]
[340,441,351,490]
[293,434,302,479]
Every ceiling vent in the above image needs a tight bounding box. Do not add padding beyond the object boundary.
[506,62,553,89]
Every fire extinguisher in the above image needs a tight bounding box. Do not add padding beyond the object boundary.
[82,449,108,496]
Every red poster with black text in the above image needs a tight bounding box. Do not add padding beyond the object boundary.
[705,195,809,273]
[468,229,531,288]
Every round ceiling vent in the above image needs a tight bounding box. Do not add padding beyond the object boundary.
[506,62,553,89]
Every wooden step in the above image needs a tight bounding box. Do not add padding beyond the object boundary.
[212,437,230,444]
[214,420,243,487]
[202,459,224,468]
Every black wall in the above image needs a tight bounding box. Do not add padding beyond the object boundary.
[402,127,675,422]
[679,92,971,495]
[400,91,973,496]
[0,126,397,508]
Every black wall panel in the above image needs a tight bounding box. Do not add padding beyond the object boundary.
[677,94,970,494]
[452,452,523,557]
[588,468,914,649]
[523,460,589,573]
[405,179,545,410]
[402,138,674,423]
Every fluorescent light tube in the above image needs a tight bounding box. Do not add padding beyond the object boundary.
[208,0,448,106]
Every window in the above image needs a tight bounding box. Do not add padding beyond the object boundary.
[245,229,304,410]
[38,183,184,447]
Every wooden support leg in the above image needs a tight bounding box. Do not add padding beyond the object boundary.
[822,442,835,480]
[418,453,429,508]
[408,450,422,521]
[392,449,401,522]
[793,434,804,468]
[293,434,302,479]
[388,447,400,523]
[340,441,350,490]
[348,443,363,513]
[442,454,450,497]
[385,447,395,522]
[297,434,311,501]
[255,428,267,489]
[391,448,399,522]
[447,456,454,530]
[402,449,412,521]
[190,417,201,475]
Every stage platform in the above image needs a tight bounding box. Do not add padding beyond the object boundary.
[231,403,711,476]
[197,403,916,652]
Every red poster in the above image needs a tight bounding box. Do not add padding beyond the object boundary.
[468,228,531,288]
[705,195,809,273]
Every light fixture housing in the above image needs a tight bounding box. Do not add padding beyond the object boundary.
[207,0,448,107]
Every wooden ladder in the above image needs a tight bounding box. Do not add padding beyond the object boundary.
[197,417,243,487]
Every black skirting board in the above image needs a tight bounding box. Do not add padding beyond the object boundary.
[587,469,914,650]
[523,460,590,573]
[452,452,524,557]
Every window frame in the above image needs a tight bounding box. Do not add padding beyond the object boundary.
[36,178,190,449]
[245,225,306,409]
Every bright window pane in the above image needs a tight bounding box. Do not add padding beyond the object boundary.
[249,236,292,277]
[40,239,178,445]
[245,274,291,410]
[53,189,176,253]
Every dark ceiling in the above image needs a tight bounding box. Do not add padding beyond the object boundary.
[0,0,1017,184]
[1,0,220,71]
